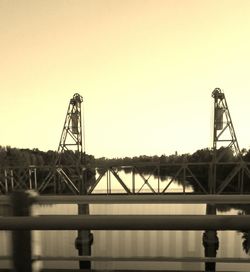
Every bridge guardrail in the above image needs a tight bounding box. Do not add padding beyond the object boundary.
[1,192,250,271]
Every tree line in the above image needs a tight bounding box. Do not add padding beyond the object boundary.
[0,146,95,167]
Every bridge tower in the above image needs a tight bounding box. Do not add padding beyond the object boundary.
[209,87,246,195]
[39,93,85,194]
[55,93,92,268]
[57,93,84,165]
[212,88,241,162]
[210,88,250,194]
[203,87,243,272]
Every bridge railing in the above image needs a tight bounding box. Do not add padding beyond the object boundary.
[1,193,250,271]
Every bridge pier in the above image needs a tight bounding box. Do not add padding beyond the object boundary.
[75,204,93,269]
[203,204,219,272]
[75,169,93,269]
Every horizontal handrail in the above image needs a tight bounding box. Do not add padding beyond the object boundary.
[0,215,250,230]
[1,255,250,263]
[0,161,249,170]
[1,194,250,205]
[31,256,250,263]
[35,194,250,204]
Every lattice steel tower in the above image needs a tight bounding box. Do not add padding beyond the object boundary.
[57,93,84,165]
[212,88,241,162]
[39,93,85,194]
[210,88,246,194]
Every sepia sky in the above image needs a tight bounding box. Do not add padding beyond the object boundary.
[1,0,250,158]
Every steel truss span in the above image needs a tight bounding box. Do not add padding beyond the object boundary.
[0,161,250,195]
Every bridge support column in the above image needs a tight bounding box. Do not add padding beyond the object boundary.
[75,204,93,269]
[75,169,93,269]
[11,191,32,272]
[203,204,219,272]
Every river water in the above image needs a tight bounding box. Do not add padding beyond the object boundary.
[0,173,250,271]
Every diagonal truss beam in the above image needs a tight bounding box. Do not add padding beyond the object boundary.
[109,168,131,194]
[186,167,208,194]
[87,170,107,194]
[162,166,183,193]
[135,166,156,194]
[216,161,250,194]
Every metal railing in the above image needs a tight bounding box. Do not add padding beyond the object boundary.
[1,193,250,271]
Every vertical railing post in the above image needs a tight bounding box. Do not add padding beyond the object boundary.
[75,167,93,269]
[11,191,32,272]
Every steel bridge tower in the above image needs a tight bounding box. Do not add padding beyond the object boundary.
[212,88,241,162]
[204,88,243,272]
[39,93,85,194]
[210,87,250,196]
[57,93,84,165]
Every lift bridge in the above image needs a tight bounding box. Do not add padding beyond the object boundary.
[1,89,250,195]
[2,89,250,272]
